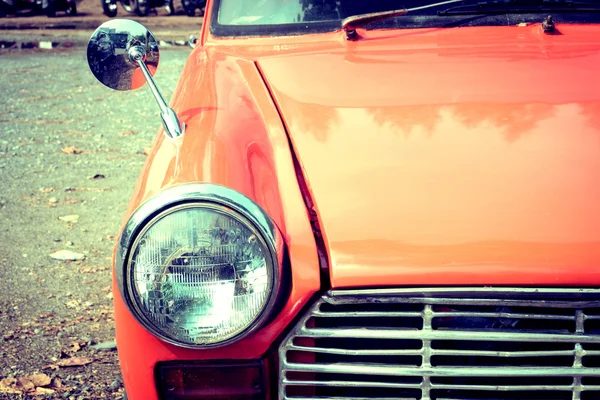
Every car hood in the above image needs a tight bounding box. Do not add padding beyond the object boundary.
[257,24,600,288]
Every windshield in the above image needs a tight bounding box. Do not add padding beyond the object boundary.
[216,0,428,26]
[212,0,600,36]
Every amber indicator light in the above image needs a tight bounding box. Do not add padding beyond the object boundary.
[157,361,266,400]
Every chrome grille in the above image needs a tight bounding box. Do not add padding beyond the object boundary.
[279,288,600,400]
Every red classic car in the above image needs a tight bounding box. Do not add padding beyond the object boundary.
[87,0,600,399]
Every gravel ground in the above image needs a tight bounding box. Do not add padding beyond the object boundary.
[0,45,190,399]
[0,0,203,29]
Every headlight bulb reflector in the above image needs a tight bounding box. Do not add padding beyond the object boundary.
[127,203,275,347]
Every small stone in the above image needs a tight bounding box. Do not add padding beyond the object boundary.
[49,250,85,261]
[90,341,117,351]
[110,380,121,391]
[58,215,79,223]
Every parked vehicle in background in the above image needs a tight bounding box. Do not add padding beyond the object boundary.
[101,0,134,18]
[101,0,172,17]
[87,0,600,398]
[0,0,75,17]
[181,0,204,16]
[129,0,173,15]
[42,0,76,16]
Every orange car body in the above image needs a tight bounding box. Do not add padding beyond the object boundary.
[113,1,600,398]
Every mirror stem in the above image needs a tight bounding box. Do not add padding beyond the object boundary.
[128,46,185,140]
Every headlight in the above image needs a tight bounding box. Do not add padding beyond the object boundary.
[116,184,282,348]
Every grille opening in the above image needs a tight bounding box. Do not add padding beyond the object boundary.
[583,343,600,350]
[286,371,422,385]
[432,340,574,352]
[431,389,572,400]
[286,350,315,364]
[286,384,422,399]
[432,304,576,316]
[582,377,600,385]
[431,376,573,386]
[431,354,573,367]
[313,315,423,330]
[585,319,600,334]
[582,354,600,367]
[321,301,424,313]
[584,308,600,315]
[287,349,422,366]
[319,352,422,366]
[582,392,600,400]
[433,316,575,333]
[310,337,423,351]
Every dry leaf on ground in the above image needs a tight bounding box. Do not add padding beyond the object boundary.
[58,214,79,223]
[0,378,20,394]
[70,342,81,353]
[21,373,51,388]
[34,387,55,395]
[55,357,94,367]
[79,266,108,273]
[61,146,83,155]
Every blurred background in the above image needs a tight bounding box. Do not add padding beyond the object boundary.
[0,1,196,398]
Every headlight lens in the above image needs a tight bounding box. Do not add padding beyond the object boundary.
[126,203,276,347]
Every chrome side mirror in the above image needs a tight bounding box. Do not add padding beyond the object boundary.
[87,19,184,139]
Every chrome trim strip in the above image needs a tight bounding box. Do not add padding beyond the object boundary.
[282,379,600,391]
[116,183,284,349]
[284,363,600,377]
[329,287,600,296]
[297,327,600,342]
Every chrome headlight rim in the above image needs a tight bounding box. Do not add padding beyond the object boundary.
[115,183,283,349]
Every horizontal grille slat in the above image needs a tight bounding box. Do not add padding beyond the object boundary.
[291,344,579,357]
[314,310,423,318]
[289,344,423,356]
[326,296,600,308]
[286,398,418,400]
[434,312,575,320]
[298,327,600,343]
[285,363,600,377]
[282,379,422,389]
[283,379,600,391]
[280,287,600,399]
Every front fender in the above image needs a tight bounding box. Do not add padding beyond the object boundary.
[114,45,321,400]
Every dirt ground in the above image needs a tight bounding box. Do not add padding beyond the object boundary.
[0,45,190,399]
[0,0,203,30]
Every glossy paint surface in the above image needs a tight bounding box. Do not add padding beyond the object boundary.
[115,1,600,397]
[257,23,600,288]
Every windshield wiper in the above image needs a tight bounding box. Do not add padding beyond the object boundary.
[341,0,600,39]
[341,0,464,39]
[438,0,600,15]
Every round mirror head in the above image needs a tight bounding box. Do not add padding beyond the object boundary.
[87,19,159,91]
